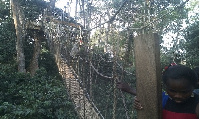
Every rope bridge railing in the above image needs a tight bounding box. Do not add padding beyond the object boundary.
[40,11,106,119]
[56,56,104,119]
[46,23,136,119]
[36,1,142,118]
[25,0,188,118]
[39,12,136,118]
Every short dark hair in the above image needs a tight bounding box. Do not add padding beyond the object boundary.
[162,65,197,87]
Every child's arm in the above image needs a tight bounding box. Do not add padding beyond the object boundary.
[116,82,136,95]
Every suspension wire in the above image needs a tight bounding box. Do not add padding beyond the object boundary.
[75,52,134,80]
[116,27,130,119]
[112,30,117,119]
[89,55,93,100]
[40,0,191,118]
[90,52,134,75]
[118,30,130,119]
[90,61,113,79]
[66,56,105,119]
[88,0,128,31]
[116,62,134,75]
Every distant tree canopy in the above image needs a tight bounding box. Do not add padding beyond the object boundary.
[182,21,199,68]
[159,0,199,68]
[19,0,47,20]
[0,0,199,118]
[0,1,79,118]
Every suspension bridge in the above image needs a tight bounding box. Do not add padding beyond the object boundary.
[26,3,135,119]
[23,0,189,118]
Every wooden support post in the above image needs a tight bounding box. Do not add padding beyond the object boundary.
[134,33,162,119]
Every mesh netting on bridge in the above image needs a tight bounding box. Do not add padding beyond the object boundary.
[42,1,138,118]
[34,0,188,118]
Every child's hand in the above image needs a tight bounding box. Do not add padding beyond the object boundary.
[133,96,143,110]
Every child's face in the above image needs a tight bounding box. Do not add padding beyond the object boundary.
[166,78,194,103]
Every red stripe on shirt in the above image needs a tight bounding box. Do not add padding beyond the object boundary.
[163,109,198,119]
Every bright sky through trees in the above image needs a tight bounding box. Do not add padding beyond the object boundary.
[54,0,198,48]
[55,0,76,17]
[161,0,199,48]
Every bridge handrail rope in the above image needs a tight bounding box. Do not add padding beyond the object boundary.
[89,61,113,79]
[36,0,189,118]
[74,49,133,78]
[65,43,131,118]
[41,8,104,118]
[79,51,134,77]
[68,47,134,81]
[59,20,132,118]
[61,55,105,119]
[46,0,188,118]
[73,59,105,119]
[88,51,134,75]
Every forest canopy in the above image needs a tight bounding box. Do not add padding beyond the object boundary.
[0,0,199,118]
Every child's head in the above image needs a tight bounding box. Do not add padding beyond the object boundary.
[162,65,197,103]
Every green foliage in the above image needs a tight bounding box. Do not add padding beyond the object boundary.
[0,0,10,22]
[39,49,61,78]
[0,69,79,119]
[182,21,199,68]
[159,0,199,68]
[69,47,136,119]
[0,1,16,64]
[0,1,79,118]
[0,36,79,118]
[19,0,48,21]
[0,22,16,64]
[1,0,198,118]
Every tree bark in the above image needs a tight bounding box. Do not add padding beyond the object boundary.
[29,30,42,76]
[134,33,162,119]
[10,0,26,72]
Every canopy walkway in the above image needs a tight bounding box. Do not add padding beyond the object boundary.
[8,0,192,118]
[27,9,105,119]
[26,7,135,117]
[56,54,103,119]
[23,0,185,118]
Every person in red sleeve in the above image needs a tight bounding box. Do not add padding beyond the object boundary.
[134,65,199,119]
[117,64,199,119]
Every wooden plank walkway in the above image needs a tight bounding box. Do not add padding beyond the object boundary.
[25,8,103,119]
[56,56,103,119]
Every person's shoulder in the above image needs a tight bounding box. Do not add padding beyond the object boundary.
[162,91,169,98]
[162,91,169,108]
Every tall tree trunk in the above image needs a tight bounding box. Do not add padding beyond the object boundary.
[29,30,42,76]
[10,0,26,72]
